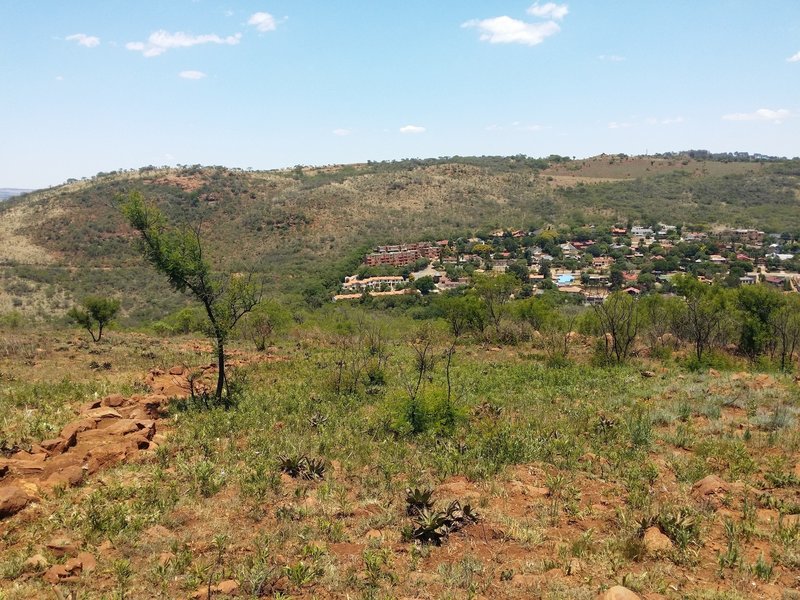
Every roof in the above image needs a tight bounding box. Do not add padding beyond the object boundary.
[559,285,584,294]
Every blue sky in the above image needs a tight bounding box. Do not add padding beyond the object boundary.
[2,1,799,188]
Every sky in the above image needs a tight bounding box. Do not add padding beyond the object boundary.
[1,1,799,189]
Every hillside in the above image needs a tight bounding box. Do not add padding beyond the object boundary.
[1,155,798,323]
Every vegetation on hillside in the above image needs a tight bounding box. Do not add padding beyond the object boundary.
[0,154,798,325]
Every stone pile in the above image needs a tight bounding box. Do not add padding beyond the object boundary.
[0,366,204,520]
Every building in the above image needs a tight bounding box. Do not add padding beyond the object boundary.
[342,275,404,292]
[364,241,441,267]
[630,226,654,237]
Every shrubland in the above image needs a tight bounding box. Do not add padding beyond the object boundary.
[1,289,800,598]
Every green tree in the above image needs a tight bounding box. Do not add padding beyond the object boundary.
[609,265,625,291]
[735,284,784,360]
[769,295,800,370]
[120,191,261,403]
[506,261,529,284]
[592,292,641,363]
[472,273,519,332]
[436,293,487,337]
[240,299,291,351]
[68,296,120,342]
[413,275,436,295]
[672,275,730,363]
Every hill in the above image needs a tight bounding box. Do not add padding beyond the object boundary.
[1,154,799,323]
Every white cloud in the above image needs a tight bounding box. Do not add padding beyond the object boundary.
[598,54,625,62]
[527,2,568,20]
[722,108,791,123]
[787,51,800,63]
[399,125,426,134]
[332,128,352,136]
[660,116,684,125]
[608,121,633,129]
[248,12,277,32]
[126,30,242,57]
[55,75,64,81]
[66,33,100,48]
[462,16,560,46]
[179,70,206,80]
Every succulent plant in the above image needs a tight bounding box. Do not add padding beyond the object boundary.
[405,487,434,516]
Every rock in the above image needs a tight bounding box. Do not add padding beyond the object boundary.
[82,407,123,422]
[45,537,77,558]
[641,370,656,378]
[169,365,185,376]
[85,442,133,474]
[0,484,34,517]
[40,437,68,454]
[43,465,85,489]
[598,586,642,600]
[60,418,97,442]
[216,580,239,595]
[24,554,49,571]
[62,557,84,574]
[102,393,126,407]
[691,474,731,507]
[77,551,97,572]
[642,526,673,555]
[365,529,383,541]
[42,564,72,584]
[158,552,175,566]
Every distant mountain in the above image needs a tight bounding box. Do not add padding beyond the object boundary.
[0,188,32,201]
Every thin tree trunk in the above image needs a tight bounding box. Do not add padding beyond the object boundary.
[216,338,225,401]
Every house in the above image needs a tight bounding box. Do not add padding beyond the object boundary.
[765,276,784,287]
[333,289,418,301]
[560,243,580,258]
[623,286,641,295]
[586,274,609,285]
[709,254,728,264]
[592,256,615,270]
[739,275,757,285]
[631,226,654,237]
[436,277,469,291]
[766,253,794,261]
[559,285,584,295]
[622,272,639,283]
[342,275,405,292]
[657,223,677,235]
[365,241,440,267]
[683,232,707,242]
[611,227,627,235]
